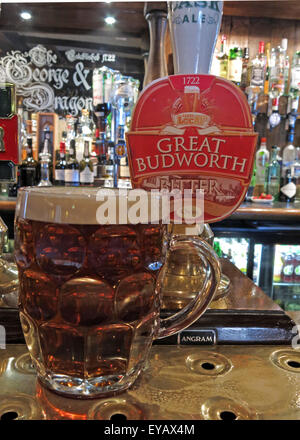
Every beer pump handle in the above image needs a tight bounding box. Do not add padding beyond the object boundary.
[156,236,221,339]
[168,1,224,75]
[143,2,168,88]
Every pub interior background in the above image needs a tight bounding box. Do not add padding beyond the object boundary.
[1,1,300,310]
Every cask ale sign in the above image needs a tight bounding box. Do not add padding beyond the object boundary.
[126,74,257,223]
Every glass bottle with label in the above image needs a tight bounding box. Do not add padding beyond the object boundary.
[286,96,299,132]
[281,38,290,95]
[248,41,266,93]
[37,152,52,187]
[282,131,296,177]
[264,42,271,95]
[228,47,243,85]
[79,141,94,186]
[289,51,300,99]
[254,137,269,196]
[104,142,115,188]
[240,47,250,91]
[269,45,285,99]
[90,130,99,177]
[280,168,296,203]
[265,146,281,200]
[115,125,131,189]
[38,133,53,184]
[65,139,79,187]
[19,138,38,187]
[292,147,300,201]
[76,110,95,162]
[93,66,114,107]
[210,35,228,79]
[65,115,77,149]
[55,142,66,186]
[93,104,111,187]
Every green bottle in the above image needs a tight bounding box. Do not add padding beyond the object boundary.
[228,47,243,85]
[265,146,281,200]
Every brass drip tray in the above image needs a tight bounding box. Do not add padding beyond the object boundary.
[0,344,300,420]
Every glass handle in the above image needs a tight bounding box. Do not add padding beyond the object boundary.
[156,235,221,339]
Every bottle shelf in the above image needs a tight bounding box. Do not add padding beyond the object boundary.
[273,282,300,287]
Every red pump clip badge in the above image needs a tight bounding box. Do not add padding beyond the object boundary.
[126,74,258,223]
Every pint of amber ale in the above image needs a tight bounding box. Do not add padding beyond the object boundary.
[15,187,220,398]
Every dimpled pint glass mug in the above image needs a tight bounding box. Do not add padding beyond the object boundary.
[14,187,220,398]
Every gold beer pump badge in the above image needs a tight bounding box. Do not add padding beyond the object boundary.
[126,74,258,223]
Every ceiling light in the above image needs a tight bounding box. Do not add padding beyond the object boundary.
[20,11,32,20]
[105,16,116,25]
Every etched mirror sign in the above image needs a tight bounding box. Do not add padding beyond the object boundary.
[126,74,258,223]
[0,44,117,116]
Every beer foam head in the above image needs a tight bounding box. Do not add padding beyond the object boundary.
[16,187,163,225]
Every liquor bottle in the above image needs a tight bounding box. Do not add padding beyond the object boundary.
[219,36,229,79]
[115,125,131,188]
[248,41,266,94]
[93,131,106,187]
[228,47,243,85]
[280,168,296,203]
[265,146,281,200]
[246,161,256,200]
[269,45,285,99]
[286,96,299,132]
[254,137,269,196]
[79,140,94,186]
[240,47,250,91]
[55,142,66,186]
[292,147,300,201]
[264,42,271,95]
[93,106,111,186]
[282,131,296,177]
[93,66,114,108]
[38,132,53,184]
[143,2,168,88]
[210,35,228,79]
[19,138,38,187]
[37,151,52,187]
[103,144,115,188]
[268,97,281,130]
[65,139,80,187]
[90,130,99,177]
[289,51,300,99]
[281,38,290,95]
[76,110,95,161]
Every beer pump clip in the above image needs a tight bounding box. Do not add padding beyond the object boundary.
[126,74,258,223]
